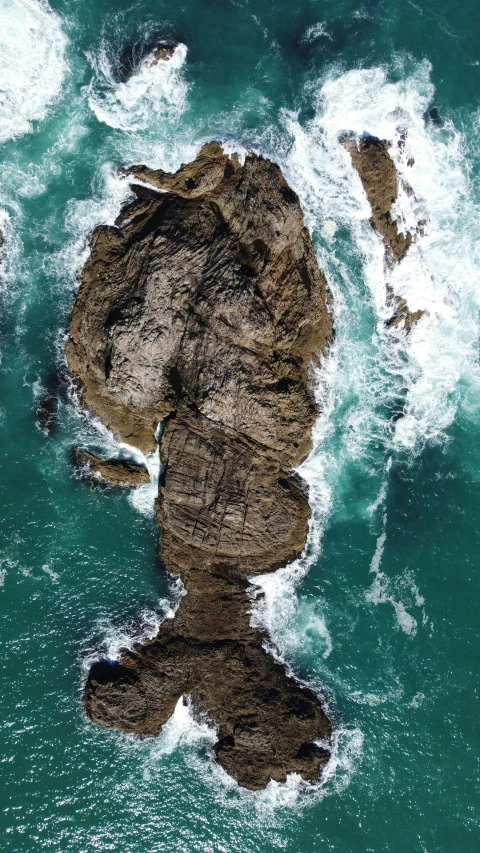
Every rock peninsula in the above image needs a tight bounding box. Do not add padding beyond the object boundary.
[66,142,333,789]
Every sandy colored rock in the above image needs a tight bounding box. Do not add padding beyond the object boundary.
[67,142,333,789]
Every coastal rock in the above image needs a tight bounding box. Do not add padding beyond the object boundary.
[343,133,412,262]
[343,133,425,330]
[67,142,333,789]
[149,43,177,66]
[116,39,178,82]
[71,448,150,487]
[36,392,58,434]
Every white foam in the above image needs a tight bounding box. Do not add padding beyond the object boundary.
[302,22,332,43]
[321,218,337,240]
[281,61,480,454]
[365,512,424,636]
[0,207,14,295]
[146,696,217,766]
[82,576,185,677]
[0,0,68,143]
[61,164,136,284]
[221,140,249,165]
[41,563,59,583]
[87,43,189,132]
[128,444,160,518]
[410,692,425,708]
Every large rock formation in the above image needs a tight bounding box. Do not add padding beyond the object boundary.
[66,142,333,789]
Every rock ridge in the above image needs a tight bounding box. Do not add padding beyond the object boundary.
[66,141,333,789]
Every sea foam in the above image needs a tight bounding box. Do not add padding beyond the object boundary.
[0,0,68,144]
[282,60,480,454]
[87,42,189,132]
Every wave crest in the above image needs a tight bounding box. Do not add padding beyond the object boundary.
[0,0,68,144]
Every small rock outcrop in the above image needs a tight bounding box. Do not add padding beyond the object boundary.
[343,134,412,263]
[343,133,425,330]
[36,392,58,434]
[116,39,178,82]
[149,43,177,66]
[66,142,333,789]
[71,448,150,487]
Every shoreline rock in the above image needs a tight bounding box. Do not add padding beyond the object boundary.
[116,39,178,82]
[342,133,412,263]
[343,133,425,330]
[66,142,333,789]
[71,448,150,487]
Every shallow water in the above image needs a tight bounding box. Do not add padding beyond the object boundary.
[0,1,479,850]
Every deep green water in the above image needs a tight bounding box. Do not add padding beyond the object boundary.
[1,1,479,851]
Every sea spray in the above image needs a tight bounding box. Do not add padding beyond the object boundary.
[282,60,480,454]
[87,42,189,132]
[0,0,68,144]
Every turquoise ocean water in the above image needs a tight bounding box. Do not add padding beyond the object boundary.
[1,1,479,850]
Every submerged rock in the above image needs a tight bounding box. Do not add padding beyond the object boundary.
[71,448,150,487]
[115,39,178,82]
[66,142,333,789]
[428,106,443,127]
[35,368,67,435]
[36,392,58,434]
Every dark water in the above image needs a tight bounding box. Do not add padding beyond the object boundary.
[0,1,479,850]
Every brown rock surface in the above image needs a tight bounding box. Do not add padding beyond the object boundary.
[149,43,177,66]
[343,134,412,263]
[343,133,425,330]
[71,448,150,487]
[67,142,333,789]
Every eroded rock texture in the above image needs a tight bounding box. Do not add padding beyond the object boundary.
[71,448,150,487]
[66,142,333,789]
[343,134,425,330]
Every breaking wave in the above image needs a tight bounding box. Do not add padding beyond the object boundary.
[87,42,189,132]
[0,0,68,144]
[282,59,480,455]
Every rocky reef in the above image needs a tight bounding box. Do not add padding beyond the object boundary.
[343,133,425,330]
[71,448,150,487]
[66,142,333,789]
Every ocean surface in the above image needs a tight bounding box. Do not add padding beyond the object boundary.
[1,0,479,850]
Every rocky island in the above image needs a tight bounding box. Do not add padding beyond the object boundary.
[66,142,333,789]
